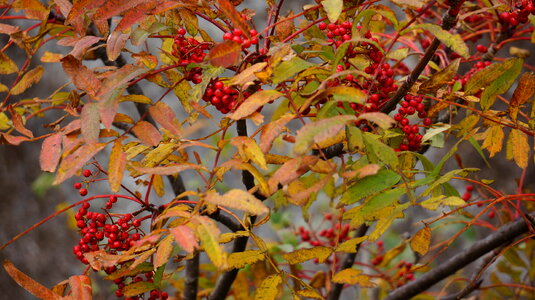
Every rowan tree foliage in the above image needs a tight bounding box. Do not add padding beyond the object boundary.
[1,0,535,299]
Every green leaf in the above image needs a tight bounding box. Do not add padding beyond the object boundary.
[480,58,523,111]
[465,58,523,95]
[340,169,401,205]
[362,132,399,167]
[294,115,356,155]
[272,57,314,84]
[406,24,469,58]
[419,59,460,94]
[321,0,343,23]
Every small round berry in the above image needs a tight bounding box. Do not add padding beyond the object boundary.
[79,188,88,196]
[74,182,82,190]
[82,169,92,177]
[476,45,487,53]
[423,118,432,126]
[318,22,327,30]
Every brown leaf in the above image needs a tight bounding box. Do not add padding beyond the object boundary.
[68,275,92,300]
[217,0,250,37]
[170,225,198,253]
[267,156,318,194]
[3,260,61,300]
[93,0,147,20]
[13,0,49,20]
[40,133,63,172]
[66,0,105,33]
[149,102,182,137]
[8,106,33,138]
[11,66,44,95]
[80,102,100,144]
[207,40,241,68]
[61,55,101,97]
[132,121,162,146]
[509,72,535,121]
[275,12,295,41]
[108,139,126,193]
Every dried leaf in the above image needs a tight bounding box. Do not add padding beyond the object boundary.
[108,139,126,193]
[132,121,162,146]
[13,0,49,20]
[11,66,44,95]
[149,102,182,137]
[267,156,318,194]
[410,226,431,255]
[409,24,469,58]
[509,72,535,121]
[357,112,395,129]
[205,189,269,215]
[40,133,63,172]
[3,260,61,300]
[69,36,101,59]
[170,225,198,253]
[93,0,147,20]
[8,106,32,138]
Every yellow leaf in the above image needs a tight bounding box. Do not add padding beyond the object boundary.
[381,243,406,267]
[283,246,332,264]
[108,139,126,193]
[204,189,269,216]
[154,234,174,268]
[11,66,44,95]
[322,0,343,23]
[229,90,283,120]
[506,129,529,169]
[231,136,267,170]
[335,236,368,253]
[420,195,466,210]
[192,216,227,269]
[254,274,282,300]
[410,226,431,255]
[481,126,504,158]
[226,250,265,270]
[0,52,19,74]
[229,62,268,86]
[296,288,323,299]
[332,268,376,287]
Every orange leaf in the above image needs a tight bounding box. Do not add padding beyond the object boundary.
[108,139,126,193]
[410,226,432,255]
[115,1,158,32]
[96,64,145,99]
[11,66,44,95]
[106,30,129,61]
[207,40,241,68]
[40,133,63,172]
[132,163,207,176]
[259,113,294,153]
[229,90,282,120]
[80,102,100,144]
[3,259,61,300]
[149,102,182,137]
[267,156,318,194]
[69,36,101,59]
[154,235,174,268]
[13,0,50,20]
[53,143,106,184]
[170,225,198,253]
[93,0,148,20]
[0,133,29,145]
[68,275,92,300]
[132,121,162,146]
[8,105,33,138]
[217,0,250,37]
[61,55,101,98]
[66,0,105,33]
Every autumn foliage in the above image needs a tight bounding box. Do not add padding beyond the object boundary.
[1,0,535,299]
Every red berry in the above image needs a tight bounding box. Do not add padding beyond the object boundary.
[423,118,432,126]
[466,185,474,192]
[74,182,82,190]
[476,45,487,53]
[82,169,92,177]
[318,22,327,30]
[79,188,88,196]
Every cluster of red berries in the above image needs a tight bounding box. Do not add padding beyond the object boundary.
[73,197,144,265]
[394,260,415,287]
[73,169,93,196]
[222,28,259,49]
[462,184,474,202]
[202,79,254,114]
[392,95,431,151]
[318,21,353,47]
[110,270,168,300]
[371,240,384,265]
[297,213,352,263]
[499,0,535,26]
[172,28,211,84]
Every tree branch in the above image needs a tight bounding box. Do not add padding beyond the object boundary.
[384,213,535,300]
[327,224,369,300]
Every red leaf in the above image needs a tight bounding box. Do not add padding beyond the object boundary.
[98,87,123,129]
[170,225,198,253]
[217,0,250,37]
[80,102,100,144]
[66,0,105,34]
[207,40,241,68]
[68,275,92,300]
[40,133,63,172]
[3,260,61,300]
[61,55,101,98]
[115,1,158,32]
[149,102,182,137]
[106,30,129,61]
[0,133,29,145]
[69,36,101,59]
[132,121,162,146]
[93,0,148,20]
[53,143,106,184]
[96,64,145,99]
